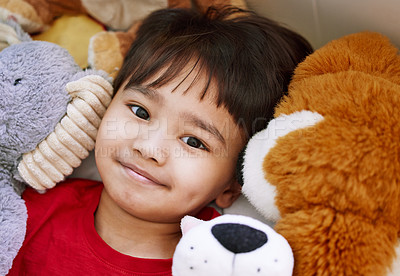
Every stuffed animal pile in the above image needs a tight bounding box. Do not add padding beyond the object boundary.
[0,0,247,78]
[240,32,400,275]
[0,19,112,275]
[7,2,400,275]
[0,2,292,275]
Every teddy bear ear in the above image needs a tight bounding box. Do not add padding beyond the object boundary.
[292,32,400,85]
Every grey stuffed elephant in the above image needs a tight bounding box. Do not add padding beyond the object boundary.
[0,20,113,275]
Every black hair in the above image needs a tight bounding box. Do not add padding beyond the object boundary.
[114,6,313,138]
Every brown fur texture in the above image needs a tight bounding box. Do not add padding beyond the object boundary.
[264,32,400,275]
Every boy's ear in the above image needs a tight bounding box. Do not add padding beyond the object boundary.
[215,180,242,209]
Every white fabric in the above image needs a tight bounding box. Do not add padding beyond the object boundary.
[82,0,168,30]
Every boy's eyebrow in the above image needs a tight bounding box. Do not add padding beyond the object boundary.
[181,112,226,146]
[125,85,163,103]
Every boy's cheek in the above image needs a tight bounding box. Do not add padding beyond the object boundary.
[175,156,225,182]
[98,118,140,140]
[170,147,208,159]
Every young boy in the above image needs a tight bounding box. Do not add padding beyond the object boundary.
[8,6,312,276]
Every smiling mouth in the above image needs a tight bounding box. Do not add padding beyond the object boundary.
[119,161,165,187]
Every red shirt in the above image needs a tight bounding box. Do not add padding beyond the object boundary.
[8,178,220,276]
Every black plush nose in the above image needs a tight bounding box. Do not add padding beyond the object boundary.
[211,223,268,254]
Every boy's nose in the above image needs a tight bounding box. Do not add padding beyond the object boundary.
[134,144,169,164]
[211,223,268,254]
[131,123,169,164]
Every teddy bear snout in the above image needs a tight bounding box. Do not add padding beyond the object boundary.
[211,223,268,254]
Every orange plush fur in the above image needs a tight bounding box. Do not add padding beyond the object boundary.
[264,32,400,275]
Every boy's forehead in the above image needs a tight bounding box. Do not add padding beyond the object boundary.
[124,60,219,103]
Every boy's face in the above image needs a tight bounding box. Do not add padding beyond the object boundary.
[95,68,245,223]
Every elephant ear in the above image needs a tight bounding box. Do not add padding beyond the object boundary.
[17,75,113,191]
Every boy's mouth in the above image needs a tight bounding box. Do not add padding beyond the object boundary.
[119,161,165,187]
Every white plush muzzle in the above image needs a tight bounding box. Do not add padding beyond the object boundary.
[241,110,324,222]
[173,214,294,276]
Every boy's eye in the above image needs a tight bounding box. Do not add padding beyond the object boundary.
[181,137,207,150]
[130,105,150,120]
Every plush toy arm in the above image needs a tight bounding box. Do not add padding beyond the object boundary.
[17,74,113,191]
[172,214,294,276]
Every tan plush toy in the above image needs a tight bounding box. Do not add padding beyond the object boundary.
[88,0,247,78]
[0,0,247,78]
[240,32,400,276]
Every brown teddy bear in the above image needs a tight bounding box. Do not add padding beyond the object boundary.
[0,0,247,77]
[241,32,400,276]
